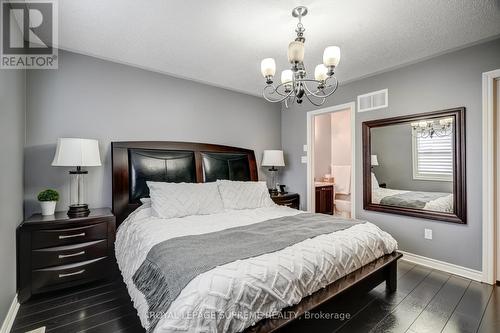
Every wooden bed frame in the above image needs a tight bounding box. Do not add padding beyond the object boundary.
[111,141,402,332]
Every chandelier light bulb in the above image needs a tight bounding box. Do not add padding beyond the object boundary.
[439,118,453,126]
[288,41,305,64]
[281,70,294,84]
[323,46,341,67]
[260,58,276,78]
[314,64,328,81]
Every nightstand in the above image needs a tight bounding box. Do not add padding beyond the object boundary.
[271,192,300,209]
[17,208,116,303]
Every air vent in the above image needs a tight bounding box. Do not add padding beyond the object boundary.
[357,89,388,112]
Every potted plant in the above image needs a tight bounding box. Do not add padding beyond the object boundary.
[38,189,59,216]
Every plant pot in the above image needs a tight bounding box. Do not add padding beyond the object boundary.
[40,201,57,216]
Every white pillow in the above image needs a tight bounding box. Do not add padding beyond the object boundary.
[371,172,380,190]
[146,181,224,219]
[216,180,275,210]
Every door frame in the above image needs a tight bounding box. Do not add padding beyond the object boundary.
[306,102,356,215]
[482,69,500,284]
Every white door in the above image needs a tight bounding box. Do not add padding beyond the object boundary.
[496,78,500,281]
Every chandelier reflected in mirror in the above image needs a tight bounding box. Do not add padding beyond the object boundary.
[411,118,453,138]
[260,6,341,108]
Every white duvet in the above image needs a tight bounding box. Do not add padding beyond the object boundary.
[115,204,397,333]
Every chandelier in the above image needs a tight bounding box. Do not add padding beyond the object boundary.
[260,6,341,108]
[411,118,453,138]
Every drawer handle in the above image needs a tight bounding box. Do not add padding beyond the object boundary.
[59,269,85,278]
[58,251,85,259]
[59,232,86,239]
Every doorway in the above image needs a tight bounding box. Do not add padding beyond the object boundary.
[306,102,356,217]
[496,77,500,282]
[482,69,500,284]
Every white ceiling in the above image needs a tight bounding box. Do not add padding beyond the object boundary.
[57,0,500,97]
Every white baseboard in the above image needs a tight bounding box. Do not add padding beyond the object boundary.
[0,295,19,333]
[399,250,483,282]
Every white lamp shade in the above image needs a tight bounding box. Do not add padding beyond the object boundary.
[281,69,293,84]
[262,150,285,167]
[287,41,305,63]
[260,58,276,77]
[52,138,102,167]
[314,64,328,81]
[371,154,379,166]
[323,46,341,67]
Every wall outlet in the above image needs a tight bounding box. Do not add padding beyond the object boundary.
[303,144,308,152]
[424,228,433,240]
[301,156,308,163]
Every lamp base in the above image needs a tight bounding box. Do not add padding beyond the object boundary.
[67,204,90,218]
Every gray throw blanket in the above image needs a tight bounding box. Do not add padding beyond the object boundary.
[380,191,450,209]
[132,213,360,331]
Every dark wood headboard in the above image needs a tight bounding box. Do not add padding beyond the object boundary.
[111,141,258,225]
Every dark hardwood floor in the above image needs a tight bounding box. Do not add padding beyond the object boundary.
[11,261,499,333]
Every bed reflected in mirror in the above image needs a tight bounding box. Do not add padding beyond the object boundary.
[362,108,466,224]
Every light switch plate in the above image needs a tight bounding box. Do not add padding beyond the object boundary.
[301,156,307,163]
[424,228,433,240]
[303,144,308,152]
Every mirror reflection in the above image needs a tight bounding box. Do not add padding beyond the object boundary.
[370,116,454,213]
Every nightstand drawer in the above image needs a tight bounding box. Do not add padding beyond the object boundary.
[32,223,108,249]
[31,240,108,269]
[32,257,108,291]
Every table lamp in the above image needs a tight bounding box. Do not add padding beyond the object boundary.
[261,150,285,193]
[52,138,101,217]
[371,154,379,168]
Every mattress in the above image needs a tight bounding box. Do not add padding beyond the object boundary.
[115,204,398,333]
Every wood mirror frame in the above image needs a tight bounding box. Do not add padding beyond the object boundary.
[362,107,466,224]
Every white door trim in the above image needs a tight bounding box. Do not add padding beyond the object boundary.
[306,102,356,215]
[482,69,500,284]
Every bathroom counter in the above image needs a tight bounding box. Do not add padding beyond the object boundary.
[315,181,335,187]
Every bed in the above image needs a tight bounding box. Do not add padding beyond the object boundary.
[111,141,401,333]
[369,173,453,213]
[372,187,453,213]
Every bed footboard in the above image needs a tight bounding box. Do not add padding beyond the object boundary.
[244,251,403,333]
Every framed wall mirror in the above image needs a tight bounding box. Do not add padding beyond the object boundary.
[362,107,466,224]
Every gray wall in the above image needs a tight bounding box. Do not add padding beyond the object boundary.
[371,124,453,192]
[0,70,25,322]
[25,51,282,216]
[281,38,500,270]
